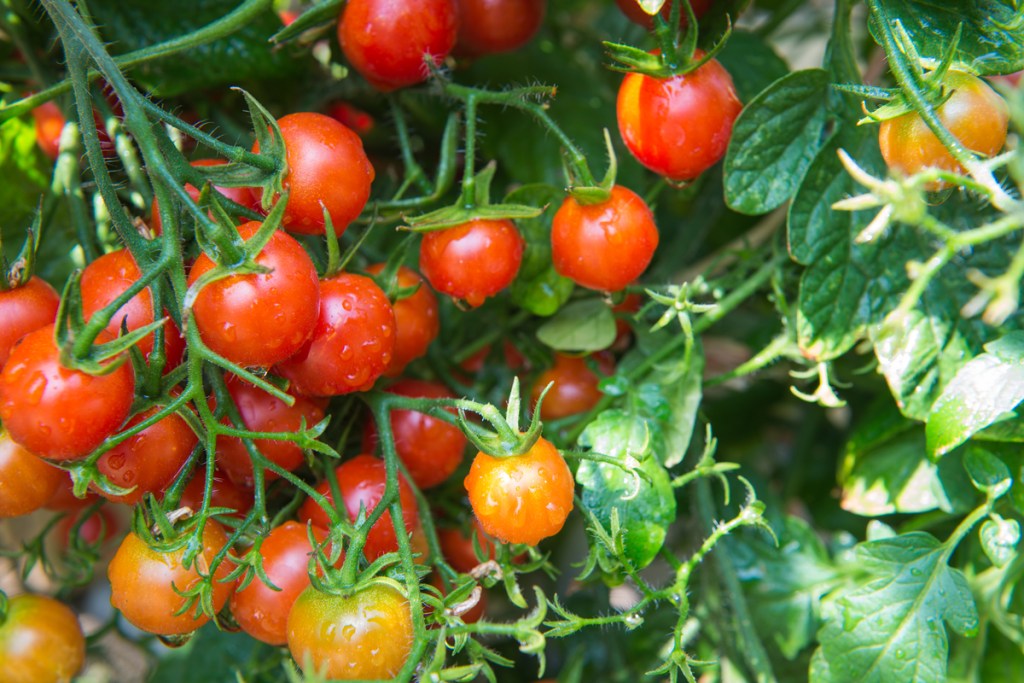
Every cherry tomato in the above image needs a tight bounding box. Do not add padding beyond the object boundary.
[455,0,546,57]
[438,521,496,573]
[531,352,613,420]
[616,0,712,29]
[298,454,419,561]
[0,324,135,460]
[216,376,327,489]
[0,430,64,518]
[551,185,658,292]
[188,221,320,367]
[80,249,185,368]
[0,593,85,683]
[287,582,413,679]
[59,505,118,547]
[107,521,234,635]
[31,101,65,160]
[276,273,396,397]
[175,468,254,519]
[231,521,331,646]
[250,112,374,235]
[328,102,376,137]
[0,275,60,369]
[459,340,529,375]
[338,0,459,91]
[879,70,1009,190]
[617,51,742,181]
[363,379,466,489]
[366,264,439,376]
[464,436,574,545]
[419,219,525,307]
[94,405,197,504]
[151,159,256,235]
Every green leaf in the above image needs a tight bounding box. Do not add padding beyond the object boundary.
[979,516,1020,568]
[536,299,616,353]
[869,0,1024,76]
[724,69,829,215]
[148,622,275,683]
[926,332,1024,458]
[815,532,979,683]
[0,116,49,229]
[506,183,573,316]
[964,446,1012,499]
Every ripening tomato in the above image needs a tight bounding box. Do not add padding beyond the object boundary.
[455,0,546,57]
[188,221,320,367]
[231,521,331,645]
[151,159,257,235]
[438,521,497,573]
[615,0,712,29]
[0,325,135,460]
[0,276,60,369]
[338,0,459,91]
[276,273,395,397]
[365,264,439,376]
[464,436,574,545]
[0,593,85,683]
[94,405,197,504]
[298,455,419,561]
[551,185,658,292]
[175,468,254,519]
[59,505,118,547]
[80,249,185,368]
[287,582,413,679]
[531,352,613,420]
[31,100,66,160]
[419,219,524,307]
[328,102,376,137]
[0,430,64,518]
[107,521,234,635]
[216,376,327,488]
[363,379,466,489]
[617,51,742,181]
[879,70,1009,190]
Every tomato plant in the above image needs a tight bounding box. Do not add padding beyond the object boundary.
[0,593,85,683]
[150,158,256,234]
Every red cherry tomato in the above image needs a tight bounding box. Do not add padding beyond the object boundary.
[464,436,574,545]
[419,219,525,307]
[363,379,466,489]
[107,522,235,635]
[365,264,439,376]
[0,429,64,518]
[188,221,320,367]
[250,112,374,235]
[615,0,712,29]
[551,185,659,292]
[80,249,185,368]
[276,273,396,397]
[328,102,376,137]
[31,101,66,160]
[287,582,413,679]
[0,594,85,683]
[0,275,60,369]
[338,0,459,91]
[531,352,613,420]
[216,377,327,489]
[174,467,254,519]
[151,159,256,235]
[0,324,135,460]
[59,505,119,547]
[298,454,419,561]
[879,70,1009,190]
[454,0,546,57]
[438,521,496,573]
[616,51,742,181]
[231,521,331,646]
[94,405,197,504]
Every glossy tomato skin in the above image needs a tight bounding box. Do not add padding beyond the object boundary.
[465,436,574,545]
[419,219,525,307]
[251,113,374,235]
[0,430,64,517]
[455,0,546,56]
[551,185,658,292]
[338,0,459,91]
[94,406,197,504]
[80,249,185,368]
[0,593,85,683]
[0,325,135,460]
[617,52,742,181]
[298,455,419,560]
[365,264,439,376]
[216,377,327,488]
[231,521,330,645]
[32,101,66,160]
[107,522,234,635]
[188,221,320,367]
[276,273,395,397]
[616,0,712,29]
[287,582,413,679]
[531,353,613,420]
[151,159,256,235]
[0,275,60,369]
[363,379,466,489]
[879,71,1009,190]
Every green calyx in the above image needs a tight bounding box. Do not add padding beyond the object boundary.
[458,378,546,458]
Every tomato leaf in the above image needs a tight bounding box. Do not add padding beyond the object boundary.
[814,532,979,683]
[149,623,274,683]
[724,69,830,215]
[980,516,1020,568]
[536,299,616,352]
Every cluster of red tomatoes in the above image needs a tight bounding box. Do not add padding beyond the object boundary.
[1,1,753,681]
